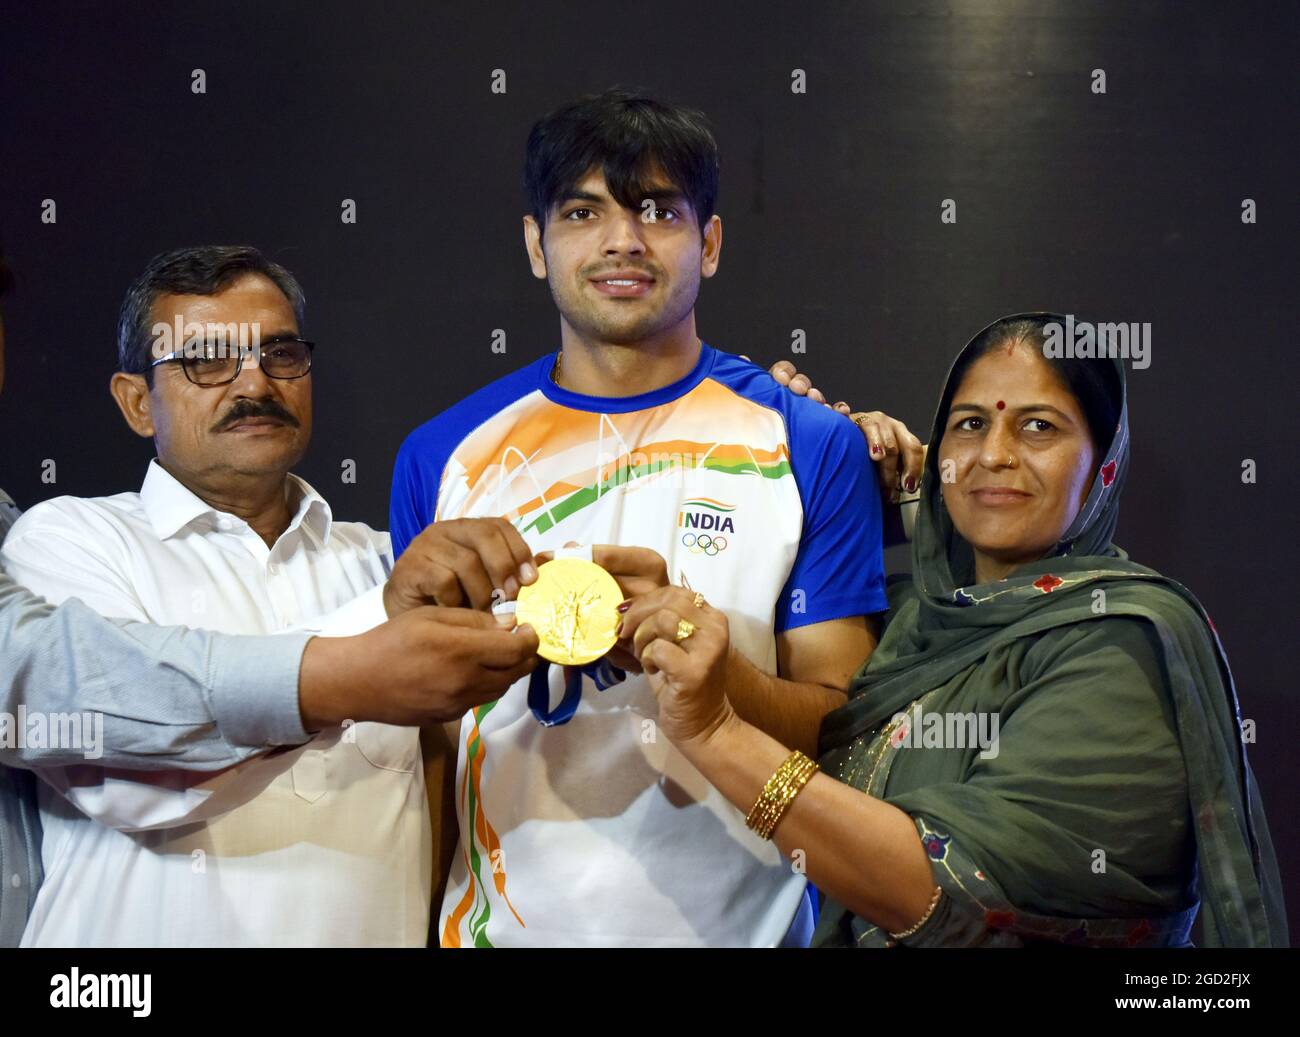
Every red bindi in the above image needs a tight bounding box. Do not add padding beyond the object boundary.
[996,400,1006,410]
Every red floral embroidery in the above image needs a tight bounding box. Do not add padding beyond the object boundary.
[1100,459,1117,486]
[985,910,1016,931]
[1033,574,1063,593]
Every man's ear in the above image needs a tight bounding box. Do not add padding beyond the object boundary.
[700,214,722,279]
[523,215,548,280]
[110,371,155,438]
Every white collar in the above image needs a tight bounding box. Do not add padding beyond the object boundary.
[139,459,333,544]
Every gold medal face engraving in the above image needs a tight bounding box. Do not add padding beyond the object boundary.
[515,557,623,666]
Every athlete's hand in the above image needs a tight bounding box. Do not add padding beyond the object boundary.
[618,585,736,748]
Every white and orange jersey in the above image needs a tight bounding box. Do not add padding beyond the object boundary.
[391,344,886,946]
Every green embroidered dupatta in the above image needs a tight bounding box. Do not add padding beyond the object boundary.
[814,314,1287,948]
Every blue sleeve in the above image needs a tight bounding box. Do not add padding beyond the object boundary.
[389,433,438,562]
[389,358,548,560]
[775,403,888,631]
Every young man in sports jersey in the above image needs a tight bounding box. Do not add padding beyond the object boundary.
[389,89,913,947]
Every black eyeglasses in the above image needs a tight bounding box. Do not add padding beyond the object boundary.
[149,336,315,386]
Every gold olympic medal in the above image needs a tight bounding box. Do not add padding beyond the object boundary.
[515,557,624,666]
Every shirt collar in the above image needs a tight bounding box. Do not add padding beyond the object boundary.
[140,459,334,544]
[538,342,717,414]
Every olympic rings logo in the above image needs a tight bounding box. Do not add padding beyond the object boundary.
[682,533,728,555]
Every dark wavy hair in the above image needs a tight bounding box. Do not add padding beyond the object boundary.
[524,87,720,239]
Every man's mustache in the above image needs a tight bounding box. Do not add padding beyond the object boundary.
[212,399,301,433]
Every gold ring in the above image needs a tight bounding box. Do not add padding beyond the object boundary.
[674,618,696,643]
[692,592,706,609]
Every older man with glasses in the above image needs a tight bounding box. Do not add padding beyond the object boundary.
[0,245,544,946]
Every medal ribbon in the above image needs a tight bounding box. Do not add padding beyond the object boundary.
[528,658,628,727]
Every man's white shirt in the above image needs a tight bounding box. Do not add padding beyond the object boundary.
[0,460,430,947]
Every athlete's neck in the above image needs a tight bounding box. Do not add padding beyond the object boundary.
[554,318,703,398]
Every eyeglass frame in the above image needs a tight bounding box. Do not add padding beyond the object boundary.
[147,335,316,386]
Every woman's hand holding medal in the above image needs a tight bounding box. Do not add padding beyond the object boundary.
[615,584,738,749]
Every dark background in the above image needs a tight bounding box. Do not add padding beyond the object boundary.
[1,1,1295,939]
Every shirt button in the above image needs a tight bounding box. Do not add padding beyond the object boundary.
[10,873,20,888]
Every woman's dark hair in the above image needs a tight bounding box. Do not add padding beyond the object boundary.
[524,87,719,238]
[943,315,1122,458]
[116,245,306,383]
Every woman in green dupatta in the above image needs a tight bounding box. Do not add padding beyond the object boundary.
[629,312,1287,948]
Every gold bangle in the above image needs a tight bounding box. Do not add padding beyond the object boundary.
[745,751,819,841]
[888,885,943,940]
[745,754,808,839]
